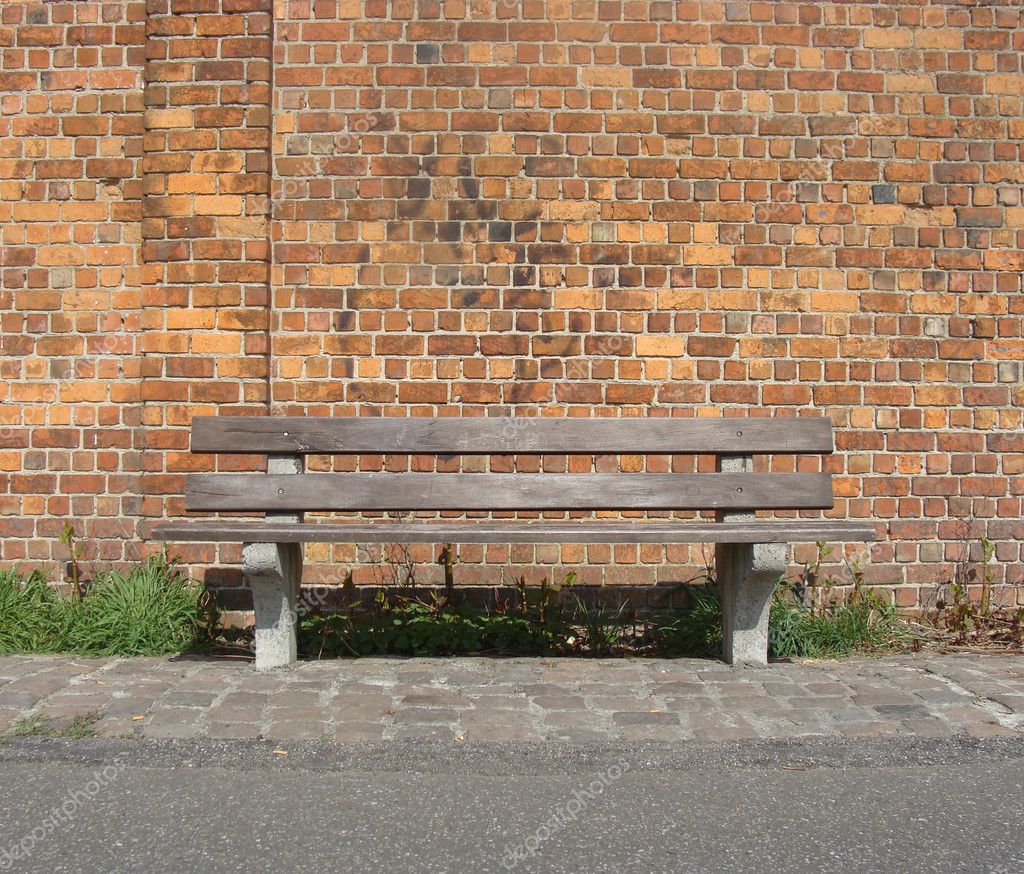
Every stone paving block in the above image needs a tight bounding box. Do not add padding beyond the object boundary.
[157,692,221,709]
[546,728,615,743]
[393,707,463,725]
[804,682,849,696]
[987,694,1024,714]
[328,703,394,722]
[463,711,535,728]
[206,722,262,741]
[588,702,660,718]
[388,725,462,742]
[400,690,466,706]
[463,724,543,743]
[611,711,681,726]
[900,719,957,738]
[267,722,327,742]
[208,706,265,723]
[836,722,900,737]
[268,707,330,723]
[541,712,614,733]
[966,723,1020,739]
[618,725,693,743]
[143,721,201,740]
[530,695,588,710]
[331,723,387,742]
[0,691,43,709]
[93,718,140,737]
[693,724,763,741]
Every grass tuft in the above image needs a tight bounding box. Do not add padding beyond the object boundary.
[769,586,908,659]
[0,568,67,654]
[0,556,213,658]
[64,556,209,657]
[5,711,103,739]
[9,715,51,737]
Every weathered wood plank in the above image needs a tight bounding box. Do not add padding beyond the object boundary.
[185,472,834,512]
[191,415,834,455]
[152,520,878,544]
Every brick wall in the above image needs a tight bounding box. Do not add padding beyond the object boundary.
[2,0,1023,608]
[140,0,274,586]
[0,0,145,566]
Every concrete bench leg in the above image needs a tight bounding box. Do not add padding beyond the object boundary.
[715,541,787,666]
[243,541,303,671]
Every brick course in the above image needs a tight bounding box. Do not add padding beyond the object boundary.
[1,0,1022,607]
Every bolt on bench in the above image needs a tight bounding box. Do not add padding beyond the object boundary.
[153,416,877,670]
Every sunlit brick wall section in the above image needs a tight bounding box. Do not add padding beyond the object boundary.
[1,0,1022,607]
[0,1,145,566]
[271,0,1024,604]
[139,0,274,585]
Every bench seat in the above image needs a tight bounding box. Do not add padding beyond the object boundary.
[152,414,881,671]
[154,520,877,545]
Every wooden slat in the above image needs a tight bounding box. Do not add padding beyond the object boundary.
[152,520,878,544]
[191,415,834,455]
[185,472,834,512]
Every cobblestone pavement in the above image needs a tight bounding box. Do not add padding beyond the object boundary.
[1,653,1022,745]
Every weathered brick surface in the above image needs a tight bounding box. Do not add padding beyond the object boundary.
[139,0,274,579]
[0,1,145,564]
[2,0,1023,606]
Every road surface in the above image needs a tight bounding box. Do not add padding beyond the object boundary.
[1,736,1022,873]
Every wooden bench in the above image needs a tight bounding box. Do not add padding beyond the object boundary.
[153,416,877,670]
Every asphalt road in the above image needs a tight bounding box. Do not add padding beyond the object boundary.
[0,737,1022,874]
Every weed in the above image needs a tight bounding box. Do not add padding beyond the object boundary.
[0,554,214,658]
[9,715,51,737]
[59,711,102,739]
[570,594,630,657]
[59,521,85,601]
[295,568,910,661]
[774,545,910,658]
[0,568,67,654]
[65,554,213,656]
[770,587,908,659]
[5,711,103,739]
[649,587,723,657]
[931,537,1023,650]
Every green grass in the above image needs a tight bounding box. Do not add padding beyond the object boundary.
[6,711,103,739]
[59,712,103,739]
[0,556,213,658]
[64,557,210,657]
[295,581,910,661]
[1,555,908,662]
[769,586,909,659]
[300,599,565,658]
[8,714,51,737]
[652,582,908,660]
[0,568,67,654]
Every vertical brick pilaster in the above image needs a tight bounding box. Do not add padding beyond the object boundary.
[140,0,273,577]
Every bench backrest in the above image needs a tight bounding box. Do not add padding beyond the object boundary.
[184,416,836,514]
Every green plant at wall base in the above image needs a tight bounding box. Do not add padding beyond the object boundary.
[302,591,568,658]
[770,586,908,659]
[0,555,215,658]
[649,587,724,657]
[65,555,214,657]
[0,568,67,654]
[295,574,909,661]
[932,537,1022,649]
[59,521,85,601]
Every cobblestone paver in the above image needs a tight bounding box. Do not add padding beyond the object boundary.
[1,654,1022,744]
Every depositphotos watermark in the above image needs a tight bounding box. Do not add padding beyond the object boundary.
[0,762,126,870]
[500,757,630,869]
